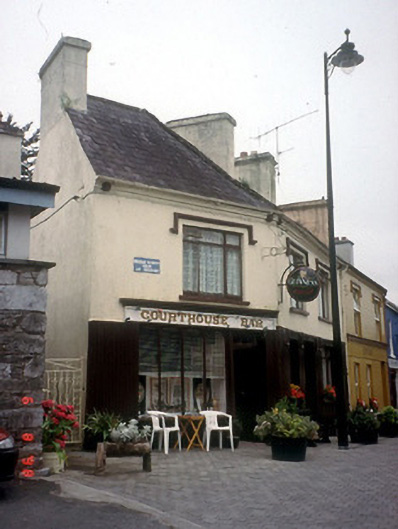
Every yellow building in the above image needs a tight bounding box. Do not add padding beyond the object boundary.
[337,238,390,409]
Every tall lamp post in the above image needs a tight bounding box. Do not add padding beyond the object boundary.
[324,29,364,449]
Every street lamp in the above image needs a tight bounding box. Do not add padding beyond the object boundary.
[324,29,364,449]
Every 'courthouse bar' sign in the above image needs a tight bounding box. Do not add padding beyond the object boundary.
[125,306,276,331]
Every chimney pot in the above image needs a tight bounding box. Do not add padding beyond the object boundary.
[240,151,248,158]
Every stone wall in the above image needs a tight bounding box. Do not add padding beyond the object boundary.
[0,261,50,473]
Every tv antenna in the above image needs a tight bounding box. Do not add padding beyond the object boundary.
[252,109,318,179]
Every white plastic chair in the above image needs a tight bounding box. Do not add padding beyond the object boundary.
[147,411,164,451]
[147,411,182,455]
[200,411,234,452]
[155,412,182,455]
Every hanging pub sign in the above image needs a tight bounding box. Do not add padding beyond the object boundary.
[286,266,321,302]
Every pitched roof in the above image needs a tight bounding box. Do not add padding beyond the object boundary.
[67,96,276,211]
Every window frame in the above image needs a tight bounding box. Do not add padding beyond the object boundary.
[317,261,331,322]
[354,362,361,401]
[182,225,243,303]
[372,295,383,342]
[286,239,309,312]
[366,364,373,400]
[351,282,362,337]
[0,205,7,256]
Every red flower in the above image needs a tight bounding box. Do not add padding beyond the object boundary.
[52,417,60,425]
[42,399,54,409]
[54,439,66,449]
[72,422,79,429]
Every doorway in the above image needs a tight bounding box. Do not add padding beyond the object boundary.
[233,335,267,441]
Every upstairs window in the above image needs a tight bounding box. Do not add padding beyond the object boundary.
[317,263,331,321]
[183,226,242,301]
[0,207,6,256]
[373,296,382,342]
[287,239,308,312]
[351,283,362,337]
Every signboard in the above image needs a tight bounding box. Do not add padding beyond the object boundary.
[125,306,276,331]
[133,257,160,274]
[286,266,321,302]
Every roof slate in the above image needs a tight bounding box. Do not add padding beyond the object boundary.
[67,96,276,211]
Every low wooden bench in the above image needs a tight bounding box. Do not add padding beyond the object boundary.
[95,442,151,473]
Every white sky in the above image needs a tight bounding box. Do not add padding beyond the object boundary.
[2,0,398,300]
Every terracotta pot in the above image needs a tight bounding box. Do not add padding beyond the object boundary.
[42,451,65,474]
[270,436,307,462]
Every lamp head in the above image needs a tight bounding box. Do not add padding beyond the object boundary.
[331,29,364,73]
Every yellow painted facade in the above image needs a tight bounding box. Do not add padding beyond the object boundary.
[341,267,390,408]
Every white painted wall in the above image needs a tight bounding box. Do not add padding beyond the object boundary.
[6,204,30,259]
[0,131,21,179]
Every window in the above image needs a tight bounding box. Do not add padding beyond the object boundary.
[317,263,330,321]
[0,207,6,256]
[183,226,242,300]
[351,283,362,337]
[321,348,332,386]
[373,296,382,342]
[139,326,226,413]
[354,362,361,401]
[287,240,308,311]
[366,365,373,400]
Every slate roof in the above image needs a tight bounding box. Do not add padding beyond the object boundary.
[67,96,276,211]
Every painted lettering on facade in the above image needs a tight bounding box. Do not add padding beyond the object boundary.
[125,307,276,331]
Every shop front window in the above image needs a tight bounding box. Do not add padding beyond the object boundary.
[139,326,226,413]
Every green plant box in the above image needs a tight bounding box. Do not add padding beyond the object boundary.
[379,423,398,438]
[270,436,307,462]
[350,430,378,444]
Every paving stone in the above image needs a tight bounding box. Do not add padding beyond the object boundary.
[59,438,398,529]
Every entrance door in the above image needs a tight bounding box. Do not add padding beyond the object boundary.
[233,336,267,441]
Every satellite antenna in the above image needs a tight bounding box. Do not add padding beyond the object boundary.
[251,109,318,180]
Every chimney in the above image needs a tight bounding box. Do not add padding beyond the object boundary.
[39,36,91,136]
[335,236,354,265]
[167,113,236,176]
[0,118,23,179]
[234,151,277,203]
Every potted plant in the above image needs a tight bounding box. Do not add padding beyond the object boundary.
[42,400,79,473]
[83,409,121,447]
[348,402,380,444]
[107,419,151,453]
[254,400,319,462]
[322,385,336,403]
[378,406,398,438]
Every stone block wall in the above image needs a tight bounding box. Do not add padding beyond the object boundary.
[0,261,50,473]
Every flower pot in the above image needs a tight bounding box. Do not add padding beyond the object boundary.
[379,423,398,438]
[104,441,151,457]
[349,430,378,444]
[270,437,307,462]
[42,451,65,474]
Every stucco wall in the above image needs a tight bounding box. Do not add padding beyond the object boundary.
[30,115,96,363]
[341,270,386,343]
[88,188,279,321]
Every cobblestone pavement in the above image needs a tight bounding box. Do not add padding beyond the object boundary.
[50,438,398,529]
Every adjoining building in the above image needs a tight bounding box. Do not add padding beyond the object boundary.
[0,116,58,470]
[386,300,398,407]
